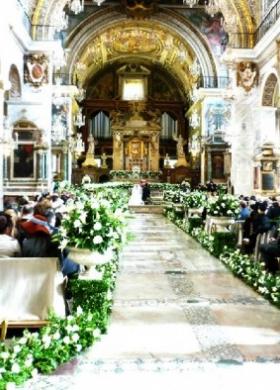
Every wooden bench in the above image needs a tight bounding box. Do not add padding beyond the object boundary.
[0,257,65,339]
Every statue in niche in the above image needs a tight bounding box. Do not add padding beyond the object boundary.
[101,152,108,169]
[151,132,159,151]
[82,134,97,167]
[173,133,187,158]
[114,132,122,149]
[173,133,188,168]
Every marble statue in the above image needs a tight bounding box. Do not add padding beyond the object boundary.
[82,134,97,167]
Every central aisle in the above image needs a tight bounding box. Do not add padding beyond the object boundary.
[21,214,280,389]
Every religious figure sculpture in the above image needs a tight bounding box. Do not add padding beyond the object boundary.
[164,153,171,168]
[173,133,188,167]
[151,132,159,151]
[237,62,258,92]
[101,152,108,169]
[82,135,97,167]
[114,131,122,149]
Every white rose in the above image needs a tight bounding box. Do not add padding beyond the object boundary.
[19,337,27,345]
[42,334,51,348]
[6,383,16,390]
[63,336,71,344]
[11,363,21,374]
[93,328,101,338]
[76,344,82,352]
[74,220,82,229]
[93,236,103,244]
[72,333,79,343]
[25,359,33,368]
[31,368,38,378]
[94,222,102,231]
[0,352,9,360]
[13,345,21,354]
[76,306,83,315]
[53,331,61,340]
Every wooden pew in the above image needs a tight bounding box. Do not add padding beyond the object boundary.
[0,257,65,339]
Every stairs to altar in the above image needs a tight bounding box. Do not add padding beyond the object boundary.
[129,204,163,214]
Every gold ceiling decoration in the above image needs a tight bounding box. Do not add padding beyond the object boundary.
[73,22,198,96]
[31,0,256,39]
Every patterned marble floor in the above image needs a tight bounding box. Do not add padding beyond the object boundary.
[19,214,280,389]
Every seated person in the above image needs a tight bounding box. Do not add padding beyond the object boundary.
[0,213,21,257]
[243,203,271,253]
[238,201,250,220]
[260,235,280,274]
[267,201,280,222]
[21,199,60,257]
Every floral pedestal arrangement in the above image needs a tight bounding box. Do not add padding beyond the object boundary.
[68,247,113,280]
[206,216,236,234]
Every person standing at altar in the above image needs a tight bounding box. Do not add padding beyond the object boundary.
[141,180,151,204]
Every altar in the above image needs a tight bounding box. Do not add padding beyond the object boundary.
[111,101,161,173]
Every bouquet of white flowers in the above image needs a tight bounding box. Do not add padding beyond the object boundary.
[206,194,240,217]
[182,191,207,209]
[54,197,124,253]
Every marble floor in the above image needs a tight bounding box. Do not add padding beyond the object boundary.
[19,214,280,389]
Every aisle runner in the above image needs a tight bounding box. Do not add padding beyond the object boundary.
[19,214,280,389]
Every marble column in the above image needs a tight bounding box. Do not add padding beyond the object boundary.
[0,83,4,210]
[230,89,260,195]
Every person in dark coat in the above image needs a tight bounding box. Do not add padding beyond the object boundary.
[142,180,151,203]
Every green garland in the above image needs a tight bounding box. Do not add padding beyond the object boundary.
[0,187,127,390]
[165,206,280,309]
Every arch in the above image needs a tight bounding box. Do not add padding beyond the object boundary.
[262,73,279,107]
[8,65,21,99]
[32,1,255,37]
[65,8,218,99]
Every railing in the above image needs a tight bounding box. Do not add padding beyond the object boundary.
[199,76,231,89]
[255,0,280,43]
[228,0,280,49]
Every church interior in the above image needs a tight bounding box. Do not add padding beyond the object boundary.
[1,1,280,389]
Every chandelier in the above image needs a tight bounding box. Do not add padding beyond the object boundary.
[53,10,68,32]
[205,0,220,16]
[183,0,198,7]
[68,0,84,14]
[93,0,106,5]
[75,85,86,103]
[52,115,67,144]
[68,133,85,157]
[74,108,86,128]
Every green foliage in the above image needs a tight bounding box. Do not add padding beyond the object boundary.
[212,232,236,258]
[165,204,280,310]
[220,250,280,307]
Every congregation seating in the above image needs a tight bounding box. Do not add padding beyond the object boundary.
[0,257,65,339]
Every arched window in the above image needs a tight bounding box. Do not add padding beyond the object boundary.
[262,73,278,107]
[9,65,21,99]
[161,112,178,140]
[90,111,111,139]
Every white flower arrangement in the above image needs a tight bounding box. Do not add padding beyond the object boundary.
[206,194,240,217]
[54,196,125,253]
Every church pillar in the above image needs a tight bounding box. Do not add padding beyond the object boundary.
[0,82,4,210]
[230,89,259,195]
[259,106,277,144]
